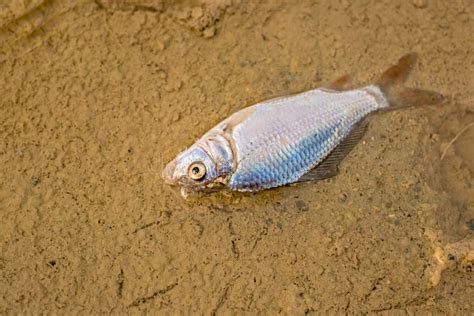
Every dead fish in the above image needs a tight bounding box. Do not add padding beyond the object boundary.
[162,53,443,198]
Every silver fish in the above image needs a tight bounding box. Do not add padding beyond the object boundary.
[162,53,443,198]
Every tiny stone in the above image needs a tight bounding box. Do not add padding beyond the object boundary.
[412,0,427,8]
[295,200,308,212]
[171,112,180,122]
[31,176,40,186]
[158,70,167,79]
[202,26,216,39]
[338,193,347,202]
[191,7,203,19]
[156,41,165,51]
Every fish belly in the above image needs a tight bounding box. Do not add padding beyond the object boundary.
[227,85,388,191]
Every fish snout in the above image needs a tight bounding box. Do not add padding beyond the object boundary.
[162,159,177,185]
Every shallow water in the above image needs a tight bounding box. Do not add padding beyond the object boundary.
[0,0,473,314]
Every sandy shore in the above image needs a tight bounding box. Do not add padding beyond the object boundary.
[0,0,473,314]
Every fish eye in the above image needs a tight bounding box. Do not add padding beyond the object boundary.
[188,162,206,181]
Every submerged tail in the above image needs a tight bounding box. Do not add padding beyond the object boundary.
[376,53,444,110]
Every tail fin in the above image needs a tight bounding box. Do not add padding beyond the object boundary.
[376,53,444,110]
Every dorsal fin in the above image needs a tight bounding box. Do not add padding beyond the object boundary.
[326,74,353,91]
[297,118,369,183]
[377,53,417,89]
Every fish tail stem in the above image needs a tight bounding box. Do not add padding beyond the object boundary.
[376,53,444,110]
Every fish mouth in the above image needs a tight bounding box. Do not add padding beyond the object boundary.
[162,159,177,185]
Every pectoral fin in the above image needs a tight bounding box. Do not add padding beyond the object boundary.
[297,118,369,182]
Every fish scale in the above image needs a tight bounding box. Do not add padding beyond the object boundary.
[228,86,387,191]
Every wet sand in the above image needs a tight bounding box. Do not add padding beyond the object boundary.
[0,0,473,314]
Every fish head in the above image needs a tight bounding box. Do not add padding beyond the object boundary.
[162,146,217,188]
[162,135,233,197]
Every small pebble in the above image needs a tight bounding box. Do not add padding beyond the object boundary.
[191,7,203,19]
[412,0,427,8]
[203,26,216,38]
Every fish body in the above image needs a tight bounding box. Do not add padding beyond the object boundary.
[223,85,387,191]
[162,54,443,197]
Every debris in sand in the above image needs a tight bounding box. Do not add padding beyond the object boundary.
[424,229,474,287]
[440,121,474,161]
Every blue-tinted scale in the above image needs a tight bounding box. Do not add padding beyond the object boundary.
[229,123,342,191]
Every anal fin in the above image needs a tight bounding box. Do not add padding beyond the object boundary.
[297,118,369,183]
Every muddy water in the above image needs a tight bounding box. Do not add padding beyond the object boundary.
[0,0,473,314]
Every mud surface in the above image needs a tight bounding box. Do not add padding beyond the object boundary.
[1,0,473,314]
